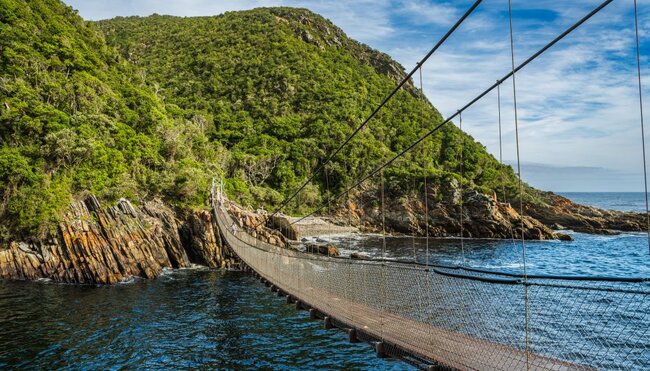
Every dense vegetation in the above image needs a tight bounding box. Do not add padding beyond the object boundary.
[96,9,521,208]
[0,0,227,240]
[0,0,522,241]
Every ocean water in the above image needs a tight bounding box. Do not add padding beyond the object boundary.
[0,193,649,370]
[558,192,650,213]
[0,269,405,370]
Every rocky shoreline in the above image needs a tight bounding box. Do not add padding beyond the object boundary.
[0,196,236,284]
[1,188,647,284]
[320,180,647,241]
[525,191,647,235]
[325,180,562,240]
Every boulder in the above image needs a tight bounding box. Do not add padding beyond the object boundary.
[326,244,340,257]
[350,252,368,260]
[305,243,340,256]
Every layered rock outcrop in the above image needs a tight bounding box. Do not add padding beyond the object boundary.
[0,196,236,284]
[341,180,558,240]
[526,192,647,235]
[226,204,291,248]
[2,185,644,285]
[335,180,647,239]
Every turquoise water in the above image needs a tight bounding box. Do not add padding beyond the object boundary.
[0,193,649,370]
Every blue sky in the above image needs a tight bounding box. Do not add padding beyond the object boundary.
[64,0,650,192]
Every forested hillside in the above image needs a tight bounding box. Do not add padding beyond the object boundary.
[96,9,518,211]
[2,0,597,244]
[0,0,227,240]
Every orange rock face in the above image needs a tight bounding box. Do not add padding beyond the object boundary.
[0,196,236,284]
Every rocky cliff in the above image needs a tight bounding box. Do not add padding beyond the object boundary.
[333,180,647,239]
[526,192,647,235]
[3,188,646,285]
[0,196,236,284]
[335,180,562,240]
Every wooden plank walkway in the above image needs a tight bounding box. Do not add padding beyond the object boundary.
[254,266,587,371]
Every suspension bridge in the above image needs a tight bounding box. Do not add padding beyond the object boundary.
[211,1,649,369]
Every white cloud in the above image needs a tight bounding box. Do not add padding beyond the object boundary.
[295,0,395,41]
[391,0,650,192]
[395,0,459,26]
[66,0,285,19]
[65,0,396,41]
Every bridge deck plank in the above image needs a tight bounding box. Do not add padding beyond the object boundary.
[295,284,584,371]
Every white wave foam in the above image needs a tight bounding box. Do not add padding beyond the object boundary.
[178,263,209,271]
[300,232,365,244]
[117,275,144,285]
[474,262,531,270]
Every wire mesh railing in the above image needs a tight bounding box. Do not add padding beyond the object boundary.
[214,199,650,370]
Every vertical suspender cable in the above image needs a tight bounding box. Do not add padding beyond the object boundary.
[380,168,387,342]
[498,82,506,201]
[412,63,421,263]
[325,166,332,256]
[325,166,332,217]
[346,190,354,324]
[413,177,417,262]
[418,63,434,352]
[420,66,430,266]
[381,169,387,263]
[295,187,300,217]
[633,0,650,254]
[347,190,352,233]
[499,86,517,246]
[459,111,466,263]
[360,189,368,309]
[424,176,430,266]
[508,0,530,367]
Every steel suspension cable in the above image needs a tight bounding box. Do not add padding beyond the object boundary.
[424,176,430,265]
[346,190,354,324]
[416,98,437,356]
[507,0,530,367]
[410,64,422,263]
[497,83,506,204]
[325,166,332,217]
[326,166,332,256]
[289,0,614,227]
[255,0,484,229]
[633,0,650,254]
[412,177,417,262]
[381,169,387,263]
